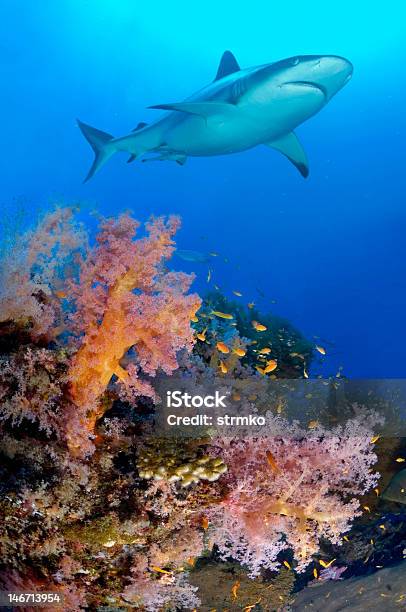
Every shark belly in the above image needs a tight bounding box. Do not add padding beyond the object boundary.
[237,82,327,140]
[160,82,326,158]
[162,114,259,156]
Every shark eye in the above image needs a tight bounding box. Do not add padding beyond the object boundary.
[291,57,300,66]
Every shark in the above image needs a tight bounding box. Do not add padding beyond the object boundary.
[78,50,353,182]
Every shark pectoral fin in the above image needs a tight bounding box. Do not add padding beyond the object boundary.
[265,132,309,178]
[214,50,240,81]
[148,101,237,121]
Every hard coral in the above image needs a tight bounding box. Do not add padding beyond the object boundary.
[67,214,201,448]
[137,438,227,487]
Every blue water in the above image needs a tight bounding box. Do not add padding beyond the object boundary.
[1,0,405,377]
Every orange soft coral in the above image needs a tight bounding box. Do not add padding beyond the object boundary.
[67,213,200,450]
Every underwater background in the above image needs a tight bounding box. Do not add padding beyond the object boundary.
[1,3,406,610]
[1,0,406,378]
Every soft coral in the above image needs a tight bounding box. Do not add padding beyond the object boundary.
[208,413,380,575]
[67,214,200,449]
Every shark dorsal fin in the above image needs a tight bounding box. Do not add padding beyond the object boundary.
[214,50,240,81]
[132,122,148,132]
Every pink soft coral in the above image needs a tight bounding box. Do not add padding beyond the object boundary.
[0,347,67,436]
[208,413,380,575]
[122,558,200,611]
[0,206,86,340]
[67,213,201,448]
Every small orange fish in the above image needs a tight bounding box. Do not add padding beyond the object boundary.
[232,392,241,401]
[244,600,262,612]
[315,345,326,355]
[201,516,209,530]
[256,366,265,375]
[319,558,336,568]
[55,290,67,299]
[258,347,272,355]
[231,580,240,599]
[396,457,405,463]
[283,560,291,570]
[219,360,228,374]
[252,320,267,332]
[264,359,277,373]
[191,315,199,323]
[313,568,318,579]
[216,341,230,354]
[308,420,319,429]
[187,557,196,567]
[233,347,246,357]
[233,291,242,297]
[196,328,207,342]
[211,310,234,320]
[370,435,380,444]
[247,302,255,309]
[266,450,279,474]
[151,566,172,575]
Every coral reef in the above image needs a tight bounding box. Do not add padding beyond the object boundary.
[0,345,69,436]
[193,290,314,378]
[206,412,380,576]
[67,213,201,451]
[0,205,394,610]
[136,438,227,487]
[0,206,86,341]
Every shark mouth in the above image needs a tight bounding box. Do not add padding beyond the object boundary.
[284,80,328,100]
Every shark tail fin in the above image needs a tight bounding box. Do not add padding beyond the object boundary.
[77,119,115,182]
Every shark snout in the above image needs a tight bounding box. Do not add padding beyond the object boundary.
[311,55,353,100]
